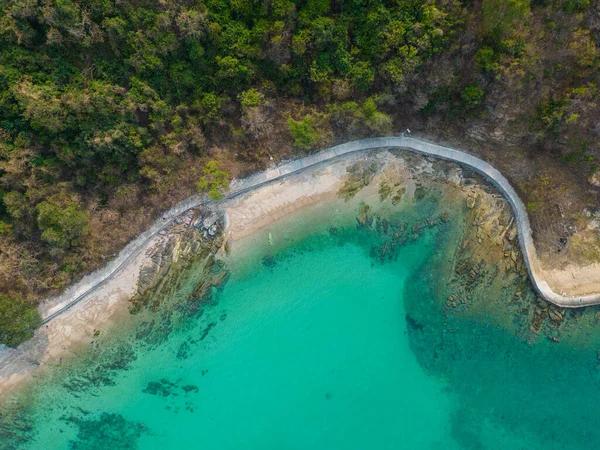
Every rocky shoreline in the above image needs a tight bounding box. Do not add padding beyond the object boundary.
[1,144,598,399]
[130,206,228,314]
[32,137,600,330]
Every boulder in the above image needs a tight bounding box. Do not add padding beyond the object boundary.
[203,213,219,230]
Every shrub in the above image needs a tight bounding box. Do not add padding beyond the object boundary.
[533,97,567,133]
[0,293,41,348]
[200,93,222,124]
[239,88,266,110]
[461,86,485,109]
[288,116,321,150]
[363,98,393,134]
[482,0,530,43]
[36,201,89,248]
[475,47,499,74]
[197,161,229,200]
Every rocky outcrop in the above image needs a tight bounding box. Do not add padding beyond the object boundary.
[130,206,227,313]
[445,184,524,314]
[338,161,379,200]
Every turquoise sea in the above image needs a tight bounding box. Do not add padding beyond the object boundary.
[3,184,600,449]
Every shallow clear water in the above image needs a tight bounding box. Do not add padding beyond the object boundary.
[4,189,600,449]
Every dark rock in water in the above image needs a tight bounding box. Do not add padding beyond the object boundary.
[62,345,138,393]
[379,241,389,262]
[176,341,191,360]
[375,215,382,235]
[142,379,178,397]
[329,226,338,235]
[548,307,565,327]
[547,329,561,342]
[379,181,392,201]
[414,186,427,200]
[262,255,277,268]
[406,314,424,331]
[181,385,199,394]
[67,413,147,450]
[392,223,407,243]
[199,322,216,341]
[189,260,230,303]
[370,245,378,259]
[356,202,373,228]
[530,312,544,334]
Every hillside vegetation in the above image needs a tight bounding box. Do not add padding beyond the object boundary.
[1,0,599,346]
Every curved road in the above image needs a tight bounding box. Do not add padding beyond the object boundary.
[41,136,600,323]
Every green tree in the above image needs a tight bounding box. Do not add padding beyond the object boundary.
[0,293,41,348]
[461,86,485,110]
[482,0,530,43]
[197,161,229,200]
[36,200,89,248]
[475,47,499,74]
[348,61,375,92]
[288,116,321,150]
[13,80,66,134]
[200,93,222,124]
[239,88,266,110]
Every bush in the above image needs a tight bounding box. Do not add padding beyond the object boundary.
[561,0,589,13]
[0,293,41,348]
[533,97,567,133]
[475,47,499,74]
[526,201,539,212]
[329,97,392,135]
[288,116,321,150]
[482,0,530,43]
[197,161,229,200]
[461,86,485,109]
[36,200,89,249]
[239,88,266,110]
[363,98,393,134]
[200,93,222,124]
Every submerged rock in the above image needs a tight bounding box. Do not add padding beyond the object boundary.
[67,413,147,450]
[379,181,392,201]
[338,161,379,201]
[391,187,406,205]
[356,202,373,228]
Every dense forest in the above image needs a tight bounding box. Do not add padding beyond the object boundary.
[0,0,599,346]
